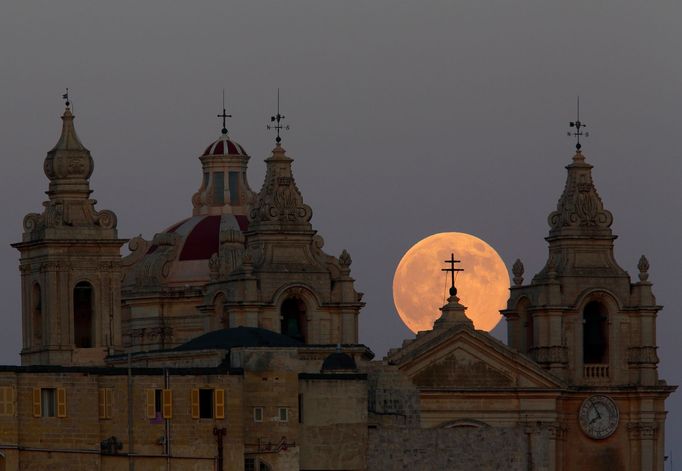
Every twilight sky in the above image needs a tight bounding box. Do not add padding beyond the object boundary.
[1,0,680,454]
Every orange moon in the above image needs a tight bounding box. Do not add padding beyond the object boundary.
[392,232,510,333]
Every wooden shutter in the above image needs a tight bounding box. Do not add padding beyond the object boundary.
[215,389,225,419]
[162,389,172,419]
[105,389,112,419]
[11,386,16,417]
[146,389,155,419]
[56,388,67,418]
[191,389,199,419]
[32,388,41,417]
[98,389,106,419]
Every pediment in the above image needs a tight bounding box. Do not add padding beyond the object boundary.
[387,325,563,389]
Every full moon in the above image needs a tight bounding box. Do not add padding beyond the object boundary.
[393,232,510,333]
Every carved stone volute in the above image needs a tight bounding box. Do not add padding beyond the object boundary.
[249,145,312,230]
[547,152,613,238]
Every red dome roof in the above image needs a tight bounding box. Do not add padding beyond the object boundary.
[147,214,248,259]
[202,135,247,157]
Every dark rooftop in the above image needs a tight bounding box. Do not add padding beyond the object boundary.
[174,326,304,351]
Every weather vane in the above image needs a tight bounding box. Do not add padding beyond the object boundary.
[442,253,464,297]
[267,88,290,144]
[62,88,70,108]
[568,96,589,151]
[217,89,232,135]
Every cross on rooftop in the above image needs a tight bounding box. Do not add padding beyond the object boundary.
[568,96,589,151]
[442,253,464,297]
[267,88,290,144]
[217,90,232,135]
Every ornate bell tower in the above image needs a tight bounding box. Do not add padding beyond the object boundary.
[13,101,126,366]
[503,135,675,469]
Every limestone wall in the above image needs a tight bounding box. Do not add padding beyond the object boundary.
[368,425,550,471]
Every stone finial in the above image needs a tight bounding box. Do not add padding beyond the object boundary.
[512,259,524,286]
[248,145,312,229]
[433,294,473,329]
[547,153,613,237]
[638,255,650,282]
[339,249,352,268]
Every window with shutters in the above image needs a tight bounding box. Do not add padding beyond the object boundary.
[98,388,113,419]
[34,387,66,418]
[191,388,224,419]
[146,388,172,420]
[0,387,14,416]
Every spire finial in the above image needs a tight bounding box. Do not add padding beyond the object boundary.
[441,253,464,296]
[62,88,70,109]
[568,96,589,151]
[217,89,232,135]
[267,88,290,145]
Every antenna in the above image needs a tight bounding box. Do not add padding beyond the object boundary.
[217,89,232,135]
[568,96,589,151]
[267,88,290,144]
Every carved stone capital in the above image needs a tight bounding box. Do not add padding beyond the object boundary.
[532,346,568,365]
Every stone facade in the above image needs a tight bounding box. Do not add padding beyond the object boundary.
[0,105,674,470]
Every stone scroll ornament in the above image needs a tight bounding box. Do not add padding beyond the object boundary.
[548,155,613,233]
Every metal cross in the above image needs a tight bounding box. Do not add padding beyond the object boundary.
[568,96,589,151]
[217,90,232,135]
[62,88,70,108]
[267,88,290,144]
[442,253,464,297]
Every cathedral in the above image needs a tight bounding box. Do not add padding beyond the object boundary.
[0,99,674,470]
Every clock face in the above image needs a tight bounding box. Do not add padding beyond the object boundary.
[578,395,619,439]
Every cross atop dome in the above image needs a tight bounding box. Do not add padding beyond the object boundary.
[217,90,232,135]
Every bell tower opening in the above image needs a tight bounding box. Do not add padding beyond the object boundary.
[74,282,94,348]
[280,297,306,342]
[583,301,608,364]
[32,283,42,345]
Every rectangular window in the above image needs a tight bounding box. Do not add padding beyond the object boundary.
[41,388,56,417]
[253,407,263,422]
[278,407,288,422]
[99,388,113,419]
[199,388,214,418]
[213,172,225,204]
[146,388,172,420]
[228,171,240,205]
[0,386,15,416]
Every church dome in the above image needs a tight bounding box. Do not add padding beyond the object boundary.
[122,213,249,289]
[202,134,247,157]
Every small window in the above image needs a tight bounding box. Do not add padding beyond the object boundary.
[146,389,172,420]
[41,388,56,417]
[229,171,240,205]
[253,407,263,422]
[245,458,255,471]
[199,389,214,419]
[278,407,288,422]
[0,387,14,416]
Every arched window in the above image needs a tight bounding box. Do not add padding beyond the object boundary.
[74,282,94,348]
[214,293,227,328]
[32,283,42,345]
[280,297,306,342]
[583,301,608,364]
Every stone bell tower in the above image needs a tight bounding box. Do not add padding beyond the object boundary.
[502,141,675,470]
[13,102,126,366]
